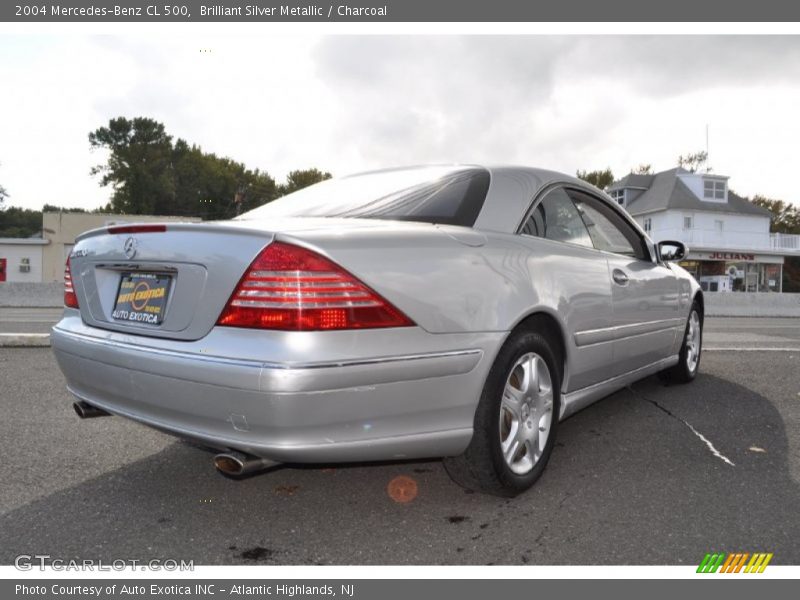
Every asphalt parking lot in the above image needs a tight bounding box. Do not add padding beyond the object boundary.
[0,308,62,333]
[0,317,798,565]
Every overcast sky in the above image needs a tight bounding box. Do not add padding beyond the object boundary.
[2,34,800,211]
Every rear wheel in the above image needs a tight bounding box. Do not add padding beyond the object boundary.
[661,301,702,384]
[444,329,561,496]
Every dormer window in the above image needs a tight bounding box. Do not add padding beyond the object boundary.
[703,179,726,200]
[610,189,625,206]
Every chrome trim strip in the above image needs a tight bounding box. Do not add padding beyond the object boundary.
[297,349,482,370]
[560,355,679,420]
[94,263,180,273]
[52,326,482,371]
[230,299,380,309]
[574,318,684,347]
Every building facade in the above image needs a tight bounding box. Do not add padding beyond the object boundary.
[1,212,200,283]
[0,238,48,282]
[40,212,200,282]
[608,168,800,292]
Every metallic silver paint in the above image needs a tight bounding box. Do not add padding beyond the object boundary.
[52,165,702,466]
[573,318,686,347]
[560,355,680,420]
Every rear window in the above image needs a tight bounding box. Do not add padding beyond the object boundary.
[238,166,491,227]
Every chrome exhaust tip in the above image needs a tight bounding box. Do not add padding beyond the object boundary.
[73,401,111,419]
[213,451,278,478]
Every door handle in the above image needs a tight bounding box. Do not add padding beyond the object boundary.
[612,269,629,286]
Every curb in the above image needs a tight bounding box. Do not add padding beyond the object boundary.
[0,333,51,347]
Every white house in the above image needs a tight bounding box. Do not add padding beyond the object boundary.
[608,168,800,292]
[0,237,48,283]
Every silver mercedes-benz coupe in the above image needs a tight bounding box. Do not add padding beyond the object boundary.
[52,165,703,496]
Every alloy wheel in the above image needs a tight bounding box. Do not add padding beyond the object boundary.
[686,310,701,373]
[499,352,554,475]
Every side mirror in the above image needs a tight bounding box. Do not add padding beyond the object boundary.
[657,240,687,262]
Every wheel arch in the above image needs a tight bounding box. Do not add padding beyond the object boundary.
[693,290,705,321]
[505,309,570,391]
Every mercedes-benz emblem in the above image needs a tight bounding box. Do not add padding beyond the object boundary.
[123,236,138,259]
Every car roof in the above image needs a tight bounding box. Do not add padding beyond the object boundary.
[345,163,584,187]
[339,164,621,234]
[475,165,602,233]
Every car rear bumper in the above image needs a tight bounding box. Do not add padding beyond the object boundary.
[51,311,503,463]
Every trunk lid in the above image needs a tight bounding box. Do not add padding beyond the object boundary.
[68,218,444,341]
[69,221,276,341]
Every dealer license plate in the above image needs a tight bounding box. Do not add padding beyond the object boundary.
[112,273,171,325]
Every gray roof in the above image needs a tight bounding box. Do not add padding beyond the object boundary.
[610,168,772,218]
[609,172,655,190]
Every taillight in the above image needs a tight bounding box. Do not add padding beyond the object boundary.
[217,241,414,331]
[64,257,79,308]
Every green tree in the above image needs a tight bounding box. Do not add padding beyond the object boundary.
[677,151,709,173]
[278,168,332,196]
[0,205,89,237]
[750,195,800,234]
[89,116,331,219]
[89,117,176,214]
[0,206,42,237]
[42,204,87,214]
[236,168,279,214]
[576,168,614,191]
[171,141,278,219]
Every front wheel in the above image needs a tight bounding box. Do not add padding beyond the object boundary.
[444,329,561,496]
[662,301,703,383]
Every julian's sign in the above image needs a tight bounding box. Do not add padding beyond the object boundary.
[708,252,756,261]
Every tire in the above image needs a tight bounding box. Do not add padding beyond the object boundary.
[661,300,703,384]
[443,329,561,497]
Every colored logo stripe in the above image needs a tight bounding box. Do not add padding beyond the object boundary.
[720,553,736,572]
[697,553,725,573]
[697,552,773,573]
[745,553,773,573]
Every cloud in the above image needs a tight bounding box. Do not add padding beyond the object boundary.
[313,37,572,165]
[578,36,800,94]
[1,35,800,211]
[312,36,800,199]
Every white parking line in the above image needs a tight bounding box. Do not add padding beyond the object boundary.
[706,325,800,329]
[705,347,800,352]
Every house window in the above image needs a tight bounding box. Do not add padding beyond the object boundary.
[684,216,693,230]
[643,218,652,233]
[703,179,726,200]
[609,189,625,206]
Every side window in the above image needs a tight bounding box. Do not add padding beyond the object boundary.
[521,188,593,249]
[567,189,648,260]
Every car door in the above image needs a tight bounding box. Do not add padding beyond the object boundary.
[518,187,617,392]
[566,189,682,377]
